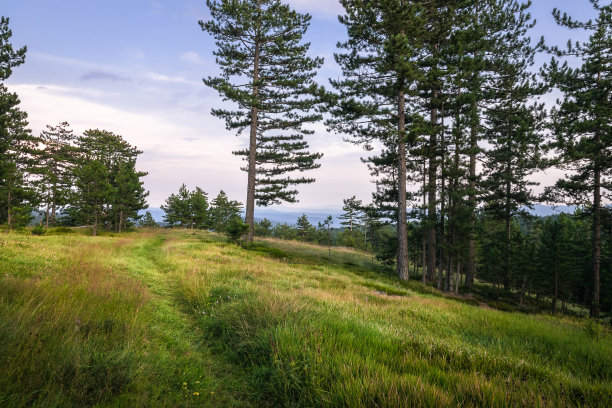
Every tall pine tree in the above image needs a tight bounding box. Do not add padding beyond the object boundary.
[481,0,544,290]
[543,0,612,317]
[330,0,429,280]
[0,17,35,229]
[201,0,323,244]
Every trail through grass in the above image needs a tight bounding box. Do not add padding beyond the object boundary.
[1,229,610,407]
[0,231,249,407]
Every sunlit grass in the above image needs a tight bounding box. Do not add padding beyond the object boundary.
[1,229,610,407]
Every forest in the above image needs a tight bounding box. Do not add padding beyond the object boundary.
[3,0,610,319]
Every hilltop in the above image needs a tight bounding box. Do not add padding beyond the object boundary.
[0,229,610,407]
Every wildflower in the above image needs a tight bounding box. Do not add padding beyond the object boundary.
[211,391,215,395]
[194,392,199,396]
[196,381,200,384]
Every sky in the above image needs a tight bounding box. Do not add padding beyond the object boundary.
[1,0,598,211]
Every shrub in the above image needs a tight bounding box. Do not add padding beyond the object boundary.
[47,227,75,235]
[31,225,46,236]
[584,319,605,340]
[226,217,249,243]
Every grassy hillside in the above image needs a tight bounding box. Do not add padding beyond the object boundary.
[0,229,610,407]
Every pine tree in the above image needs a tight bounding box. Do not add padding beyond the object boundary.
[318,215,334,261]
[0,17,26,81]
[210,190,243,233]
[539,215,582,314]
[190,187,210,230]
[480,0,544,290]
[415,0,464,290]
[0,16,34,230]
[296,213,314,241]
[73,160,112,236]
[442,0,508,289]
[330,0,431,281]
[140,211,158,228]
[255,218,273,237]
[226,216,250,244]
[543,0,612,318]
[162,184,191,228]
[272,222,296,240]
[201,0,323,244]
[338,196,363,231]
[113,160,149,232]
[71,129,148,234]
[162,184,209,229]
[37,122,76,227]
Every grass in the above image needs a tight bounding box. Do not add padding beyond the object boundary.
[0,229,610,407]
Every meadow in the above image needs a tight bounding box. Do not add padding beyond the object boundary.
[0,229,610,407]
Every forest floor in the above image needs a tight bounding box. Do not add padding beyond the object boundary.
[0,229,610,407]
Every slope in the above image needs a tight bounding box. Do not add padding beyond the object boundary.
[0,229,610,407]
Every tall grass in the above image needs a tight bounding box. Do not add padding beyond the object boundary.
[1,229,610,407]
[172,232,612,407]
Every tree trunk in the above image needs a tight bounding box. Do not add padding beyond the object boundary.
[93,207,98,237]
[591,167,601,318]
[504,177,512,291]
[397,89,410,281]
[455,261,461,295]
[448,258,454,294]
[438,104,446,291]
[427,105,438,283]
[245,28,261,245]
[467,117,477,289]
[466,49,480,291]
[51,186,57,226]
[6,183,12,232]
[45,189,51,228]
[553,261,558,315]
[51,181,58,227]
[422,159,428,284]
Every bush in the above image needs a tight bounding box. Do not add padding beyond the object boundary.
[47,227,75,235]
[226,217,249,243]
[31,225,46,236]
[584,319,605,340]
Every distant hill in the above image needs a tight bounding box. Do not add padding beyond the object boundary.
[141,207,342,226]
[528,204,575,217]
[141,204,576,226]
[253,209,343,226]
[140,207,166,223]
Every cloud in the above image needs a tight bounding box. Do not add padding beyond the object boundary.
[125,47,145,59]
[80,69,132,82]
[286,0,344,18]
[149,0,163,15]
[143,71,199,85]
[180,51,204,64]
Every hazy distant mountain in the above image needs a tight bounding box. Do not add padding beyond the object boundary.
[528,204,575,217]
[141,204,575,226]
[140,207,166,223]
[141,207,342,226]
[253,209,343,226]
